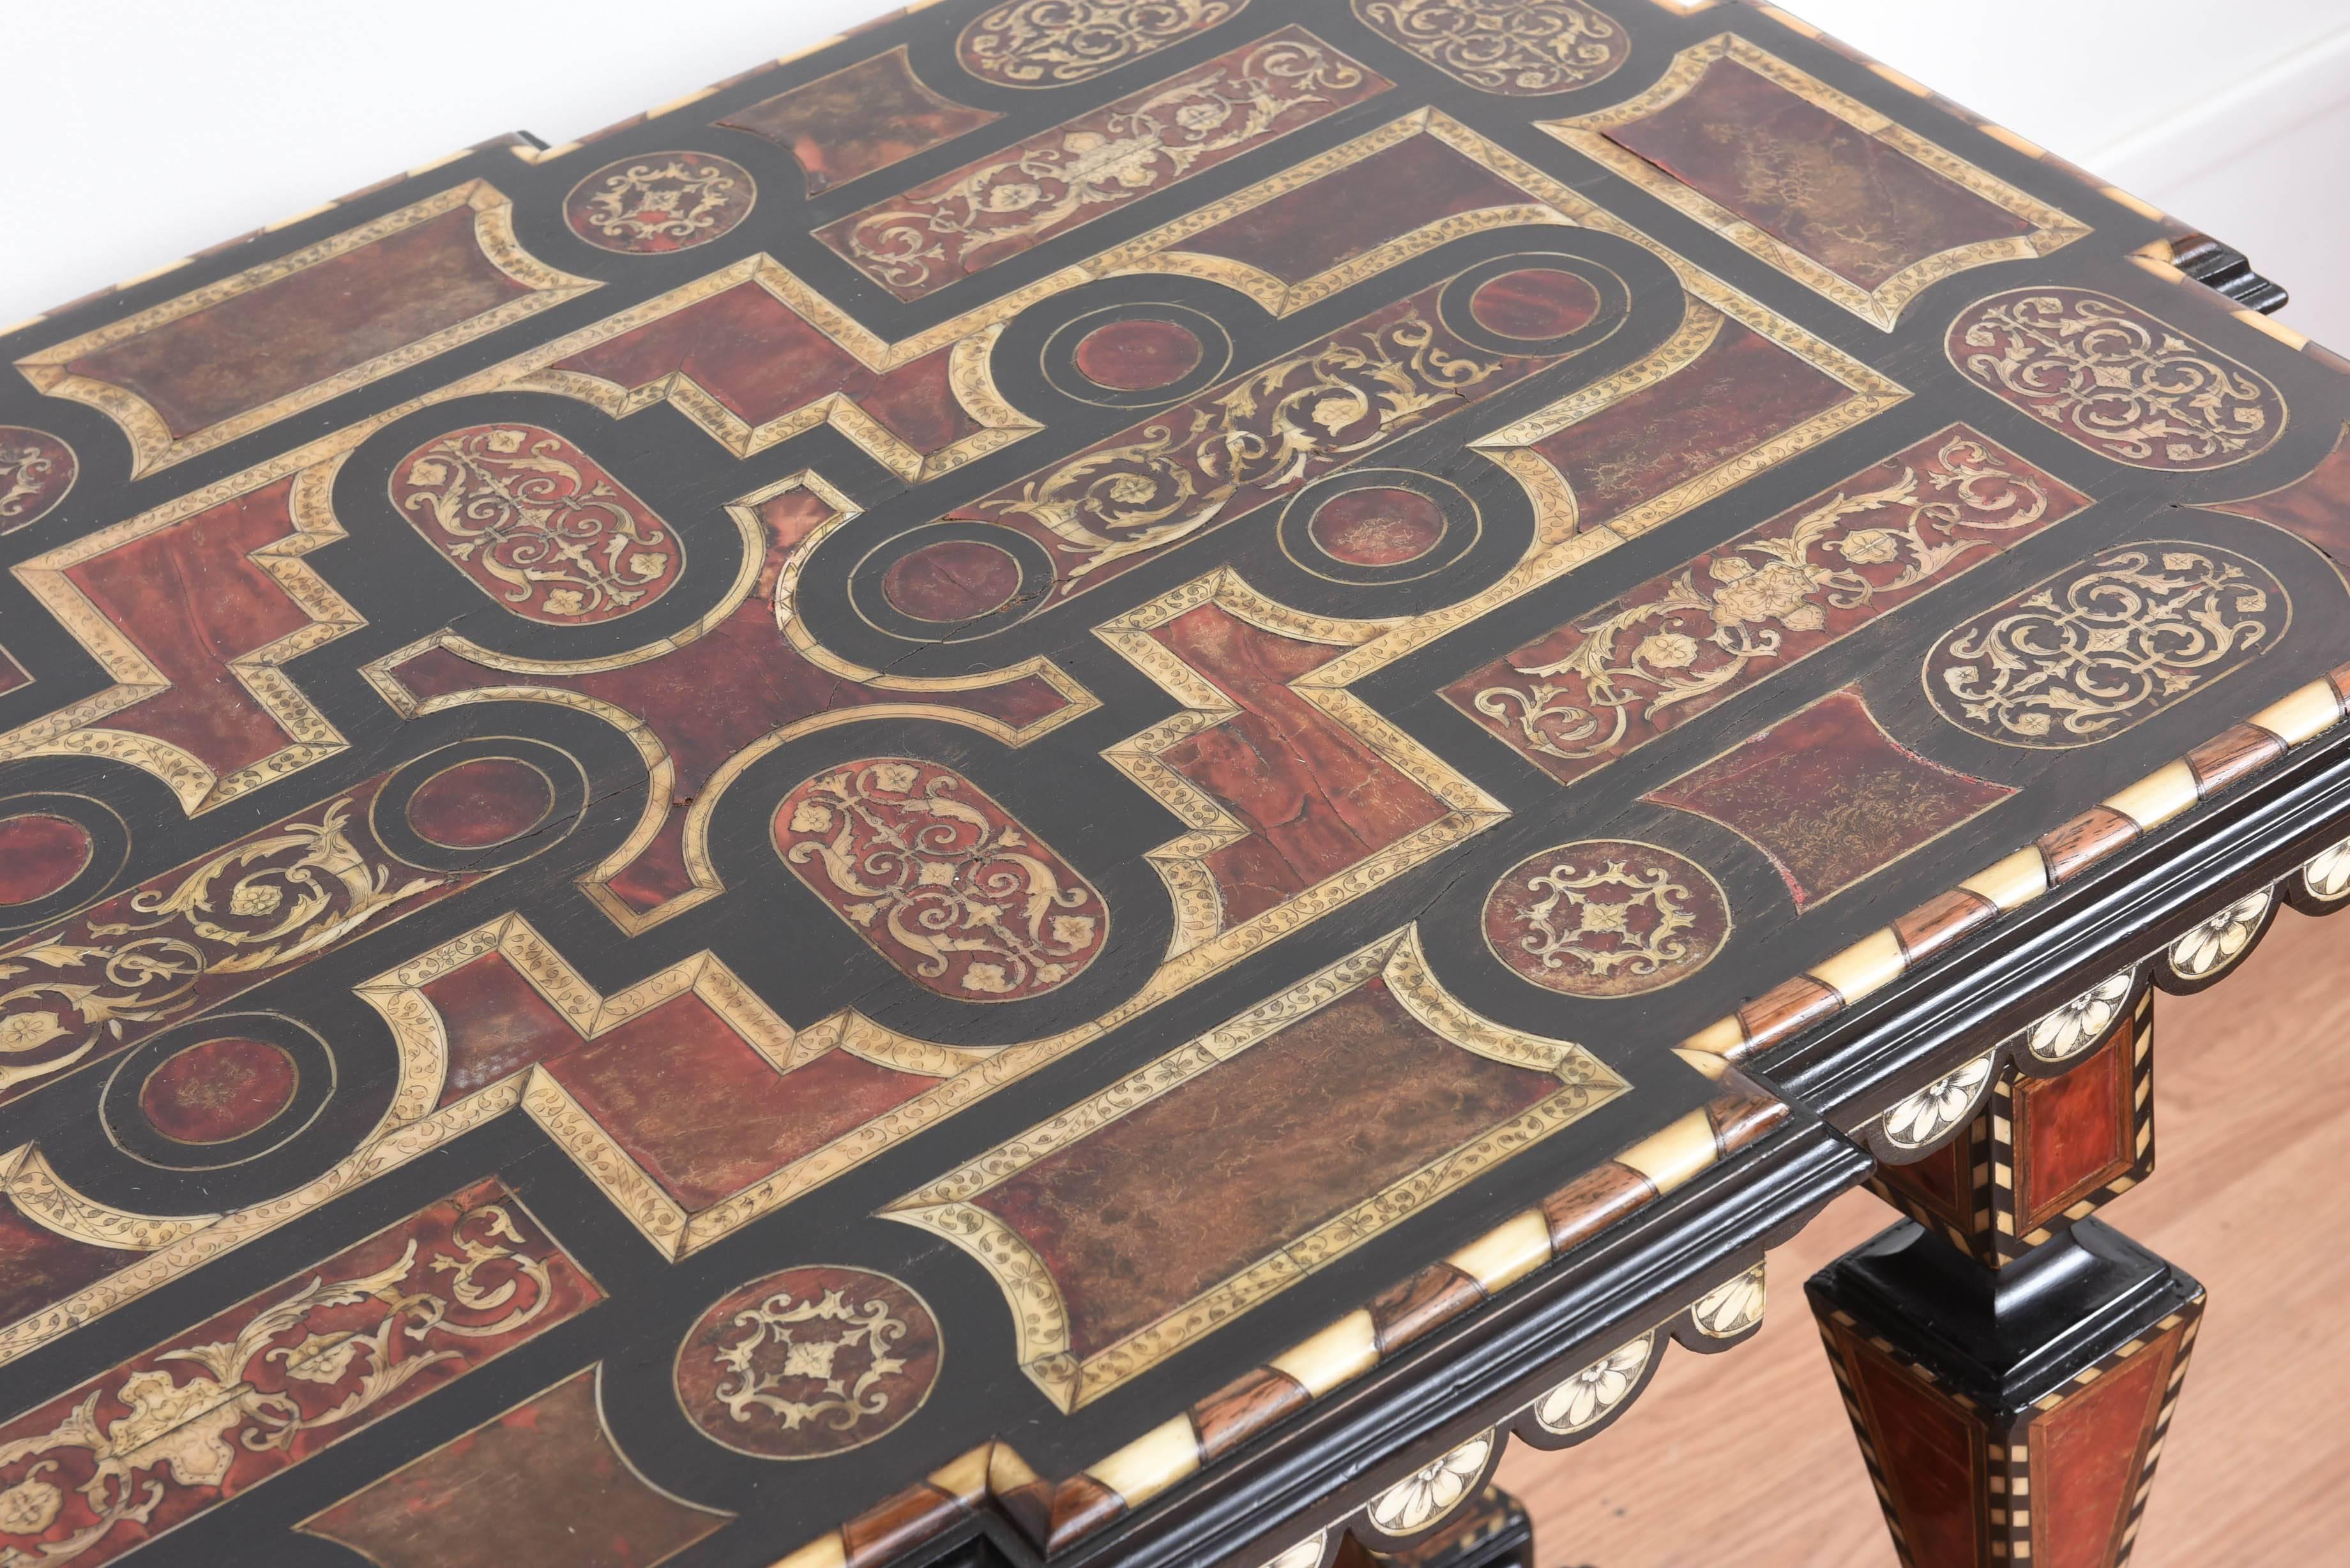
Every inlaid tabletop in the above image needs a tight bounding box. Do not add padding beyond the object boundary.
[3,2,2348,1565]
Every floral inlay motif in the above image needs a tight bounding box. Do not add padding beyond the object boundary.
[2304,833,2350,903]
[0,783,458,1103]
[958,0,1247,87]
[1258,1533,1329,1568]
[2167,889,2274,981]
[1452,427,2081,785]
[1533,1332,1653,1434]
[0,1181,593,1568]
[1690,1263,1766,1338]
[1366,1431,1492,1535]
[390,424,683,624]
[773,758,1109,1002]
[1881,1050,1996,1150]
[1353,0,1629,94]
[561,151,756,254]
[0,426,75,536]
[822,29,1384,299]
[1925,543,2281,746]
[2026,967,2133,1063]
[674,1266,942,1459]
[977,300,1505,598]
[1946,288,2285,470]
[1483,841,1730,998]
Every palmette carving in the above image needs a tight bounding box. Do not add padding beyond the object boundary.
[390,425,681,623]
[1947,288,2285,469]
[1881,1050,1996,1150]
[1690,1263,1766,1338]
[1352,0,1628,94]
[2167,889,2274,980]
[985,306,1501,594]
[1926,544,2281,746]
[774,758,1108,1001]
[1533,1333,1653,1434]
[958,0,1246,87]
[2026,968,2134,1062]
[1365,1431,1492,1535]
[1471,430,2058,770]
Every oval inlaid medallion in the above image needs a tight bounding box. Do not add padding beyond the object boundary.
[881,539,1025,622]
[1073,317,1206,392]
[959,0,1247,87]
[390,424,683,624]
[1467,266,1604,340]
[1307,486,1449,566]
[775,758,1109,1000]
[1484,840,1731,997]
[0,426,77,534]
[1946,288,2285,470]
[674,1265,941,1458]
[1924,541,2284,747]
[0,813,95,905]
[405,757,558,849]
[563,151,757,254]
[139,1037,300,1145]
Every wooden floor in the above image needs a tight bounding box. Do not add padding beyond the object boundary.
[1496,897,2350,1566]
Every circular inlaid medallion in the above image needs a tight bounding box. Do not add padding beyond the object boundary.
[404,757,556,850]
[1484,840,1731,998]
[881,539,1024,622]
[0,813,95,905]
[565,151,757,254]
[675,1266,941,1458]
[1467,267,1603,341]
[1306,486,1448,566]
[0,426,77,533]
[1072,317,1205,391]
[138,1037,300,1145]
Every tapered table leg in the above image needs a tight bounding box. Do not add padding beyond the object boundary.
[1808,972,2202,1567]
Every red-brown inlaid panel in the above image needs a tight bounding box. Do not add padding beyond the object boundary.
[404,755,557,849]
[1072,318,1206,392]
[1644,687,2015,908]
[773,758,1109,1002]
[719,46,1001,197]
[880,539,1025,621]
[1450,426,2083,784]
[819,29,1390,300]
[674,1267,943,1458]
[301,1369,729,1567]
[0,811,92,904]
[2013,1025,2138,1232]
[0,1178,598,1568]
[390,425,683,623]
[1830,1322,1986,1568]
[2031,1332,2180,1568]
[136,1036,299,1144]
[1307,486,1448,566]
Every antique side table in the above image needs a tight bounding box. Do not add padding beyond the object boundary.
[1,3,2343,1565]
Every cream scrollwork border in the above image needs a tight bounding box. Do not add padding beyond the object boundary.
[1542,34,2090,329]
[0,1144,219,1253]
[16,181,599,476]
[885,927,1627,1411]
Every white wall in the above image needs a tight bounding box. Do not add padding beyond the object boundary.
[2,1,2344,342]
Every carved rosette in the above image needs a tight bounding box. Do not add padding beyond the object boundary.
[562,151,756,254]
[1365,1431,1493,1535]
[958,0,1246,87]
[0,426,75,535]
[1482,840,1731,997]
[1532,1332,1654,1435]
[1353,0,1630,94]
[2166,889,2275,981]
[389,425,683,624]
[1881,1049,1997,1150]
[1925,543,2282,746]
[773,758,1109,1001]
[1946,288,2285,469]
[673,1266,942,1459]
[2026,968,2134,1063]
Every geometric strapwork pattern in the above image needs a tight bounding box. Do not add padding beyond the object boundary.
[2,1,2345,1564]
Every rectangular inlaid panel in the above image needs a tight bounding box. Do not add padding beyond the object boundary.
[2030,1329,2182,1568]
[2013,1023,2139,1233]
[1828,1318,1987,1568]
[0,1178,598,1566]
[817,28,1390,299]
[15,183,594,473]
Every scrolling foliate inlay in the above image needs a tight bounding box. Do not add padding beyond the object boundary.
[0,426,74,534]
[1353,0,1630,95]
[390,425,682,624]
[1946,288,2286,470]
[1925,543,2284,747]
[957,0,1248,87]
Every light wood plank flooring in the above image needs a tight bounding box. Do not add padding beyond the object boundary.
[1497,896,2350,1565]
